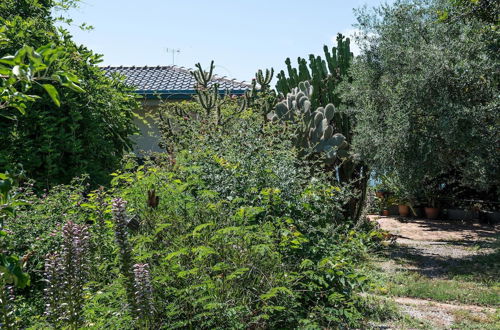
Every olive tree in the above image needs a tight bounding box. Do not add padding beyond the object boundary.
[343,0,499,201]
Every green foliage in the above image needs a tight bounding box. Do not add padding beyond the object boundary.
[0,28,84,116]
[3,113,381,328]
[445,0,500,25]
[0,0,139,188]
[0,254,29,290]
[98,147,370,327]
[0,172,30,329]
[345,0,500,200]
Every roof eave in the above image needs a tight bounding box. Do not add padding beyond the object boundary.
[135,89,247,100]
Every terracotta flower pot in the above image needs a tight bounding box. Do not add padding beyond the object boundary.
[382,209,390,216]
[424,207,440,219]
[398,205,410,217]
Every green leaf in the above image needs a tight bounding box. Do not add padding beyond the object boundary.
[62,81,85,93]
[0,254,30,288]
[192,222,215,236]
[14,46,31,64]
[41,84,60,107]
[260,287,293,300]
[0,55,15,65]
[227,267,249,280]
[0,64,10,75]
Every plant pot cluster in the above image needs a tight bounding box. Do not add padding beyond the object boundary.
[375,190,413,218]
[374,177,500,222]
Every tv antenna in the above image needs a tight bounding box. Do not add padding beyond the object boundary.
[166,48,181,65]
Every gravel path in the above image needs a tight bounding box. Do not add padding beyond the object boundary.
[373,216,498,277]
[368,215,499,329]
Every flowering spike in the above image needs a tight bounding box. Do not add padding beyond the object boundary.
[112,198,137,315]
[133,263,154,323]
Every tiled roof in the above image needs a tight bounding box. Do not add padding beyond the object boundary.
[102,65,250,99]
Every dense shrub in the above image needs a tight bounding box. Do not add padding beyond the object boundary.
[5,112,380,328]
[0,0,138,188]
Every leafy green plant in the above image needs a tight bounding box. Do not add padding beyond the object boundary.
[0,32,84,117]
[0,0,139,188]
[0,172,29,329]
[6,111,383,328]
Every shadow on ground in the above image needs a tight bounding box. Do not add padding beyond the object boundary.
[407,218,498,239]
[377,217,499,280]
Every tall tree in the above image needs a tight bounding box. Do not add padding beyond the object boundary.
[344,0,499,201]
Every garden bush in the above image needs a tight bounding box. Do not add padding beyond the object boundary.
[4,111,380,328]
[0,0,138,188]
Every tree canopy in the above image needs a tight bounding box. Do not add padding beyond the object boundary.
[0,0,138,188]
[344,0,499,201]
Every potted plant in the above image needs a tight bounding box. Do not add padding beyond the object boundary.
[375,192,394,216]
[424,192,440,219]
[375,194,390,216]
[374,180,391,199]
[381,173,414,217]
[398,202,410,217]
[391,188,413,217]
[418,180,445,220]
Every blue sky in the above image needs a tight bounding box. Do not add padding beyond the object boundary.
[66,0,388,81]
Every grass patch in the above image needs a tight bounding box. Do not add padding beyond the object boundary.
[446,249,500,284]
[358,294,401,323]
[451,309,500,329]
[383,272,500,306]
[358,294,432,329]
[362,230,500,327]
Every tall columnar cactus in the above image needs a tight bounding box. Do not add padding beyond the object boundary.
[246,68,277,123]
[276,33,353,109]
[274,33,368,221]
[192,61,214,88]
[255,68,274,92]
[269,81,346,162]
[190,61,247,126]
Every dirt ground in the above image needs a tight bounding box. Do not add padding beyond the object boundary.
[368,215,499,329]
[372,216,498,242]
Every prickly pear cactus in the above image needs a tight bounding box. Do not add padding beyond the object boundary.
[270,81,346,162]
